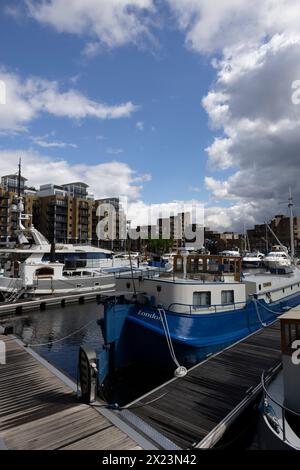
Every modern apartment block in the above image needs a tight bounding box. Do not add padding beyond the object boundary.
[35,183,93,244]
[92,197,126,250]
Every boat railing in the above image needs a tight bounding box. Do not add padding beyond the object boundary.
[167,300,247,314]
[114,267,170,280]
[249,279,300,300]
[261,370,300,447]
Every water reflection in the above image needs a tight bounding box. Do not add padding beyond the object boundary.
[13,301,104,379]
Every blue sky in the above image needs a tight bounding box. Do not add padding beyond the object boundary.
[0,3,216,204]
[1,1,300,230]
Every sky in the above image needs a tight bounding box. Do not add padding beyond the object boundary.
[0,0,300,230]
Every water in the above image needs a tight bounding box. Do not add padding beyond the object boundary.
[11,298,260,446]
[12,301,171,404]
[13,301,105,380]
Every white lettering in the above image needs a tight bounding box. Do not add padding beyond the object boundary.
[291,339,300,365]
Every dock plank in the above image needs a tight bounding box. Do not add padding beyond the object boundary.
[126,322,282,449]
[0,335,142,450]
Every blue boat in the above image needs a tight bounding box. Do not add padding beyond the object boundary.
[80,253,300,398]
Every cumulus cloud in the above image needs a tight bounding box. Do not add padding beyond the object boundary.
[26,0,156,52]
[0,150,150,200]
[0,68,138,132]
[166,0,300,53]
[203,35,300,205]
[166,0,300,230]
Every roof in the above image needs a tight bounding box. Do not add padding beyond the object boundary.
[1,174,27,181]
[279,307,300,321]
[62,182,89,188]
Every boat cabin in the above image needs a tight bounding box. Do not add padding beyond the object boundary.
[173,254,242,282]
[117,254,246,314]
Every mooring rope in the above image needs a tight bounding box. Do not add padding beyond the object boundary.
[157,307,187,378]
[252,298,267,327]
[25,317,97,347]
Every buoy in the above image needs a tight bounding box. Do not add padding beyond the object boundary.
[174,366,188,378]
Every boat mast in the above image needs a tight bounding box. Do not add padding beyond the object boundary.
[18,158,21,199]
[288,187,295,261]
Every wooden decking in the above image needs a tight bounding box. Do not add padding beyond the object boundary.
[121,321,283,449]
[0,335,142,450]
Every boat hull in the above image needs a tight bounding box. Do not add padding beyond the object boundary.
[101,290,300,373]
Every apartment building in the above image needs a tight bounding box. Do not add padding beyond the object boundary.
[35,183,93,244]
[92,197,126,250]
[247,214,300,254]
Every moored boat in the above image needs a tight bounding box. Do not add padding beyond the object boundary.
[90,252,300,399]
[258,309,300,449]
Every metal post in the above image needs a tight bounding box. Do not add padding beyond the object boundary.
[288,188,295,261]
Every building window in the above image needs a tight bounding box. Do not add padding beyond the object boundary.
[193,291,211,307]
[221,290,235,304]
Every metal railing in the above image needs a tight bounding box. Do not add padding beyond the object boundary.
[167,300,247,314]
[249,280,300,299]
[261,370,300,447]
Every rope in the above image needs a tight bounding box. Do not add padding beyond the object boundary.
[26,318,97,347]
[252,298,267,327]
[256,299,283,315]
[157,307,187,378]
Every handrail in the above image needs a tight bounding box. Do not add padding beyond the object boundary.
[167,300,247,314]
[261,370,300,445]
[261,370,300,419]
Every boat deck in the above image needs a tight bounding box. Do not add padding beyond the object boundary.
[120,320,283,449]
[0,335,144,450]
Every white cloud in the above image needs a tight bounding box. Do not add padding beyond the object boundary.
[188,186,200,193]
[136,121,144,131]
[31,135,78,149]
[106,147,124,155]
[167,0,300,53]
[125,199,204,228]
[0,68,138,132]
[26,0,156,52]
[0,149,150,200]
[166,1,300,230]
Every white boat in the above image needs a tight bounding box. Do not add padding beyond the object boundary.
[219,249,240,257]
[264,246,291,270]
[0,194,139,300]
[258,309,300,450]
[242,251,265,268]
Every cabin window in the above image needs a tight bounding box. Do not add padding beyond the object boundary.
[35,267,54,277]
[193,291,211,307]
[221,290,235,305]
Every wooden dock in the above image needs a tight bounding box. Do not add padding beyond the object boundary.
[116,319,283,450]
[0,289,115,318]
[0,312,290,450]
[0,334,153,450]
